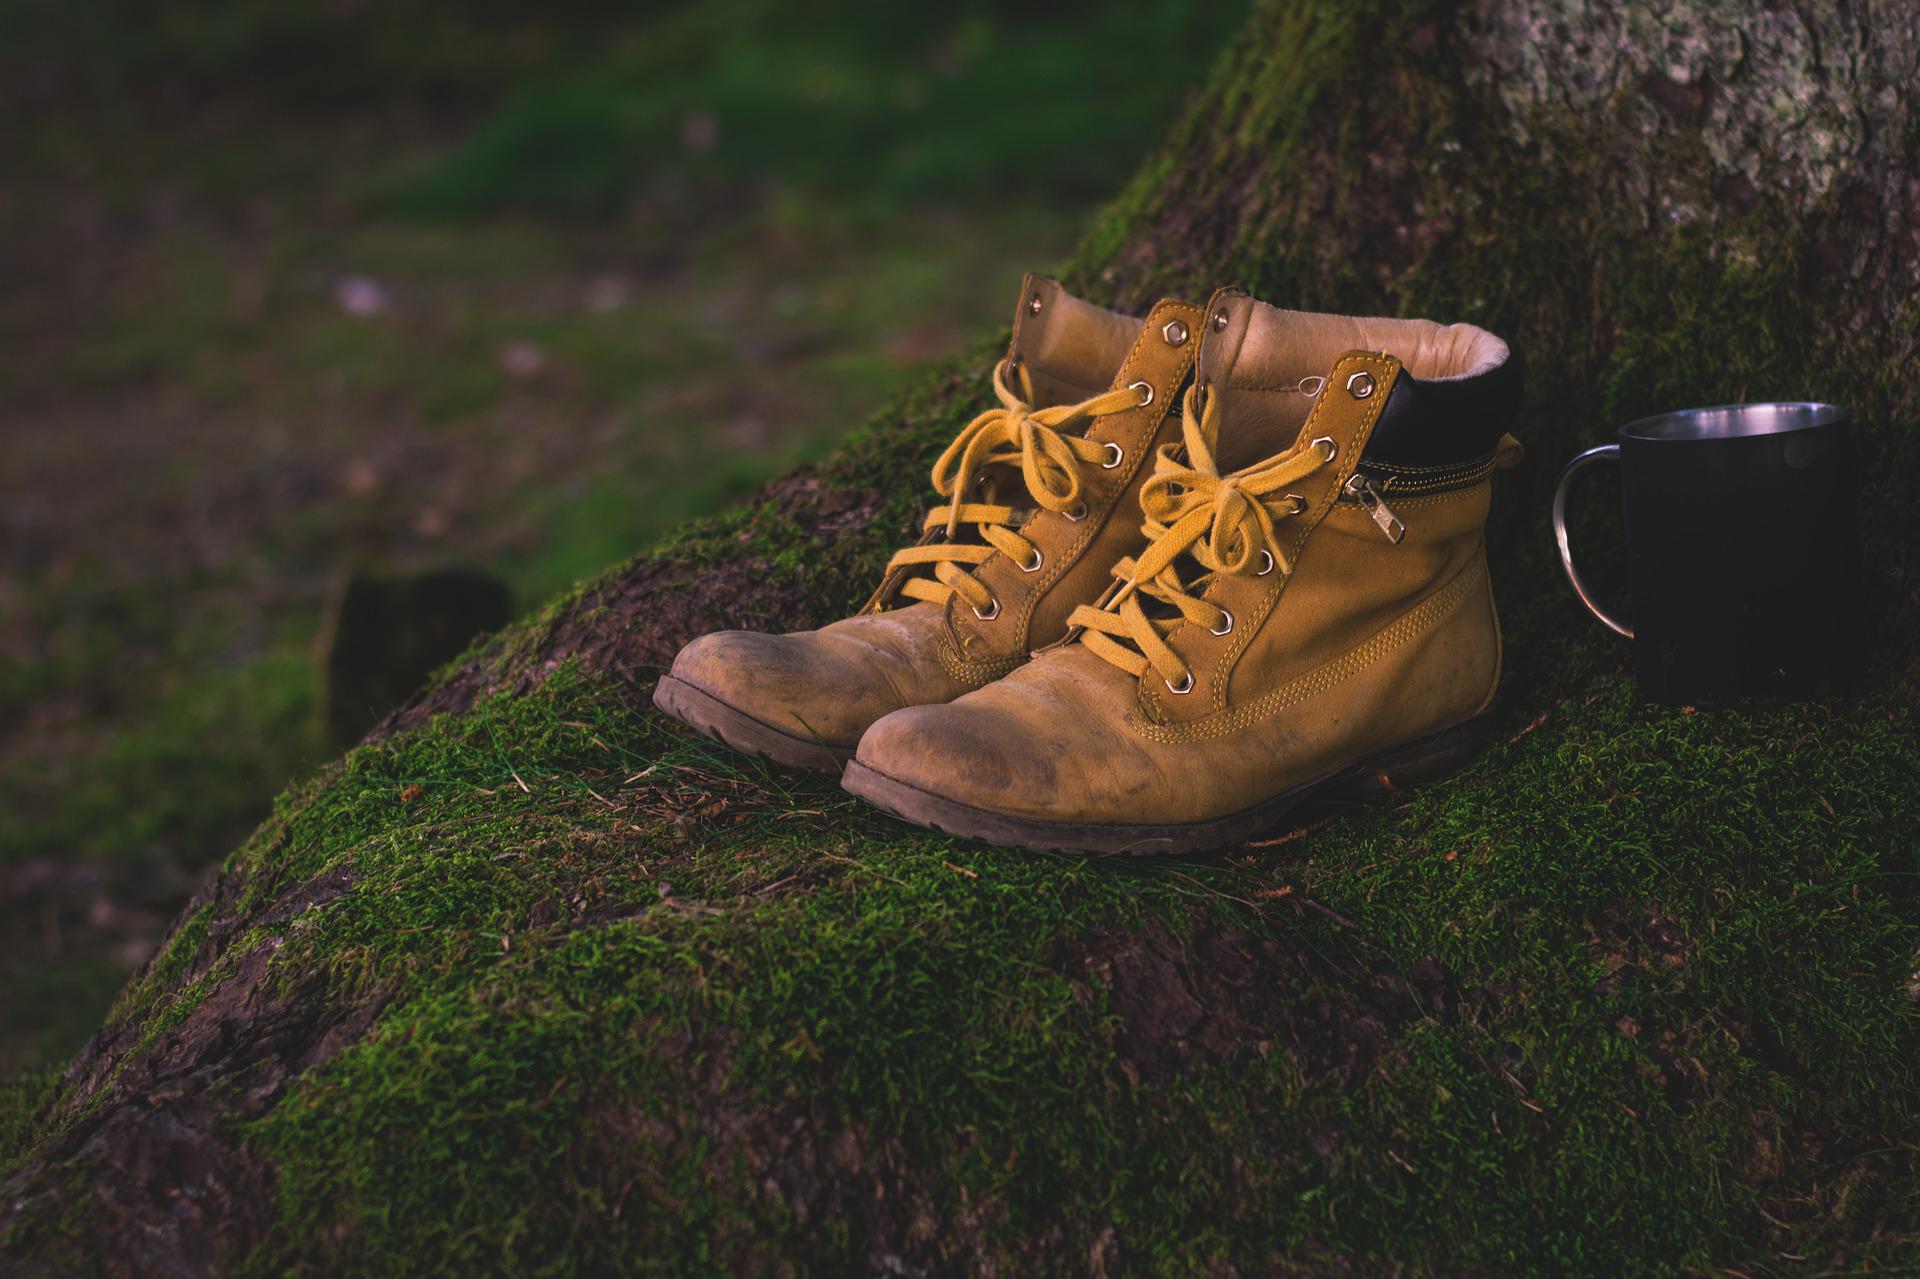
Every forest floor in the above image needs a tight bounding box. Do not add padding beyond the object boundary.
[0,0,1244,1077]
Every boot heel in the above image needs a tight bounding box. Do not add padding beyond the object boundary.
[1338,708,1497,798]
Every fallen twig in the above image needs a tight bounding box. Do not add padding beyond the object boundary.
[1507,712,1549,745]
[1295,896,1359,929]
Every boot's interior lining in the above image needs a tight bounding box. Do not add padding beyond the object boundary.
[1211,303,1509,470]
[1233,306,1508,384]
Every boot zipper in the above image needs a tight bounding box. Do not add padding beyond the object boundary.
[1354,452,1499,495]
[1343,473,1406,543]
[1338,449,1503,542]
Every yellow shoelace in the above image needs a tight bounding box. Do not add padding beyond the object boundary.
[1068,384,1331,688]
[880,358,1151,616]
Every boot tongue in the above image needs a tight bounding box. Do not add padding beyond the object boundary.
[1006,273,1142,409]
[1195,292,1377,470]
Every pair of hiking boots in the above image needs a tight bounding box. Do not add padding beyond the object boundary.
[655,275,1522,855]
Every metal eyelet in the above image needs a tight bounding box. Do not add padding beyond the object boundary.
[972,597,1001,621]
[1212,310,1230,332]
[1063,501,1088,522]
[1346,370,1375,399]
[1162,319,1189,347]
[1102,441,1124,469]
[1129,380,1154,407]
[1165,671,1195,694]
[1311,436,1337,462]
[1209,610,1234,637]
[1018,546,1043,573]
[1284,493,1307,514]
[1256,550,1276,576]
[1028,294,1043,315]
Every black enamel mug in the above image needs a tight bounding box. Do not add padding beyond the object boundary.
[1552,402,1858,705]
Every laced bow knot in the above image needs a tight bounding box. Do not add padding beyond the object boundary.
[875,357,1155,616]
[930,390,1089,537]
[1139,468,1282,579]
[1066,382,1336,686]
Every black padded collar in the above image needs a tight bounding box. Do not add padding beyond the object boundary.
[1365,347,1524,468]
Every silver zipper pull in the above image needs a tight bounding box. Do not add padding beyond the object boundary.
[1344,473,1406,543]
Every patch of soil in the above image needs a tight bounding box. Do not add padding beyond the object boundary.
[1063,914,1452,1091]
[1586,900,1689,999]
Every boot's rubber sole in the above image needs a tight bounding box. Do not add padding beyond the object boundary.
[652,674,852,775]
[841,708,1498,856]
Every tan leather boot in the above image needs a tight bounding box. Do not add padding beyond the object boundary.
[654,275,1207,771]
[843,290,1522,852]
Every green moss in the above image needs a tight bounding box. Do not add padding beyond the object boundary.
[191,670,1915,1276]
[0,1071,59,1167]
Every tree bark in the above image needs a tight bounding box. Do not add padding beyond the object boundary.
[4,2,1917,1275]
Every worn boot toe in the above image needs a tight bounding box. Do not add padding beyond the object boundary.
[655,630,863,771]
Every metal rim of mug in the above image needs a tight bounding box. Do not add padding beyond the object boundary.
[1616,401,1848,444]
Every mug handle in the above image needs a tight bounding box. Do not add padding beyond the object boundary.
[1552,445,1634,639]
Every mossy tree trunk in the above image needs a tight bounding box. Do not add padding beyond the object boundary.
[4,2,1917,1275]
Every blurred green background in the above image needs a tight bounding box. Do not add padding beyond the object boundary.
[0,1,1248,1074]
